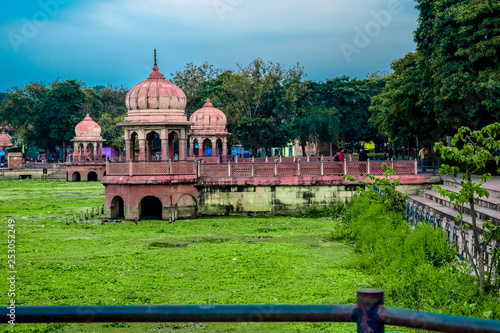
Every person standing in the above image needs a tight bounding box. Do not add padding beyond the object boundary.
[359,148,368,162]
[338,148,345,162]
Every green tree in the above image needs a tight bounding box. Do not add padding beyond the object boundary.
[206,59,307,153]
[97,85,127,119]
[40,79,86,160]
[98,113,125,153]
[434,123,500,296]
[171,62,222,117]
[0,82,49,148]
[294,106,340,156]
[307,76,386,149]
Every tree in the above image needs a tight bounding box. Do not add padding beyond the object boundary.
[294,106,340,156]
[171,62,222,117]
[205,59,307,153]
[434,123,500,296]
[40,79,86,160]
[98,113,125,153]
[369,52,438,147]
[307,76,386,149]
[0,82,49,148]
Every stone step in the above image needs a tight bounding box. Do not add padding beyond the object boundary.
[424,189,500,225]
[407,195,486,231]
[433,184,500,211]
[47,169,67,179]
[442,176,500,200]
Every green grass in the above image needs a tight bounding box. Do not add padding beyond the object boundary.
[0,179,418,332]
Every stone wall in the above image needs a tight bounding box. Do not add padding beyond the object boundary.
[198,179,439,216]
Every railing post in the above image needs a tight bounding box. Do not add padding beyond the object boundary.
[228,160,231,177]
[367,158,370,174]
[105,160,109,175]
[274,159,278,176]
[391,158,394,170]
[344,159,347,176]
[320,157,324,176]
[251,159,255,177]
[197,160,201,177]
[168,159,172,175]
[235,155,238,164]
[415,158,418,175]
[279,155,282,163]
[349,154,352,161]
[354,289,384,333]
[297,159,301,176]
[194,160,197,176]
[129,161,133,176]
[265,156,268,163]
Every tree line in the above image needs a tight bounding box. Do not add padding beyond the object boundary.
[0,62,386,159]
[370,0,499,149]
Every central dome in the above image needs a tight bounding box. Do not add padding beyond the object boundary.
[124,50,188,123]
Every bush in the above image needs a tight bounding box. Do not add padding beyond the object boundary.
[332,179,500,320]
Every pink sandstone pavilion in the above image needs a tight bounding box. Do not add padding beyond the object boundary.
[66,114,106,181]
[103,51,432,221]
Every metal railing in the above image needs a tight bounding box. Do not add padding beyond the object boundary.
[4,290,500,332]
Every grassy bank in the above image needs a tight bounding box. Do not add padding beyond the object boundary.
[0,179,378,333]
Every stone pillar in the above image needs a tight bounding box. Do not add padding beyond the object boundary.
[97,143,102,161]
[125,139,131,161]
[212,139,218,156]
[139,139,146,161]
[161,139,168,161]
[92,143,97,161]
[147,137,153,161]
[222,140,227,157]
[179,138,187,160]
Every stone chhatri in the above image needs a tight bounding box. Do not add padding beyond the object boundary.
[75,114,102,140]
[124,49,187,123]
[0,129,13,149]
[189,98,228,134]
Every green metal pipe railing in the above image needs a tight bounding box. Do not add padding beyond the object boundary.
[3,290,500,332]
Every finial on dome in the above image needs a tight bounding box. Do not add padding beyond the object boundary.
[154,48,157,66]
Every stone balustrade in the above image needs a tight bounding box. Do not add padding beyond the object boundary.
[107,159,417,177]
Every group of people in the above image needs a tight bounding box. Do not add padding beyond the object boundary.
[333,146,430,161]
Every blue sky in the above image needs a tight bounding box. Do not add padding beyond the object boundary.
[0,0,420,91]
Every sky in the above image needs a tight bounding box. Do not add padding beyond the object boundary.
[0,0,420,92]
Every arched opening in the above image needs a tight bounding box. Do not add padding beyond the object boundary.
[216,138,223,156]
[193,138,200,157]
[140,196,163,220]
[86,143,94,161]
[146,131,161,161]
[176,194,197,219]
[168,131,179,160]
[203,138,212,157]
[72,172,81,182]
[87,171,98,181]
[109,196,125,219]
[130,132,138,161]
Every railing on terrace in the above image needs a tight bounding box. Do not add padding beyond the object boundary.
[3,290,500,332]
[106,159,418,177]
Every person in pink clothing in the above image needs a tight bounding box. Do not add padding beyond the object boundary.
[337,149,345,162]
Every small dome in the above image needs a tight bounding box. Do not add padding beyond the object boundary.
[0,129,12,148]
[75,114,101,138]
[189,99,227,133]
